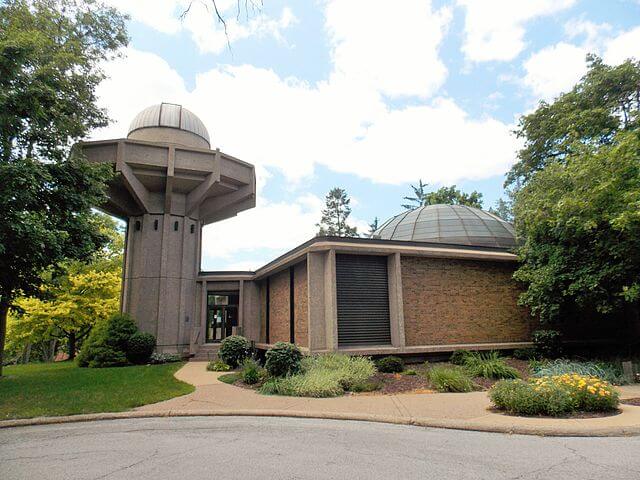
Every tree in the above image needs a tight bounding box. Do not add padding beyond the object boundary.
[506,55,640,188]
[316,188,358,237]
[403,180,484,209]
[488,195,514,222]
[368,217,379,237]
[513,131,640,326]
[0,0,128,375]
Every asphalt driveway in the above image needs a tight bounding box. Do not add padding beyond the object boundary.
[2,416,640,480]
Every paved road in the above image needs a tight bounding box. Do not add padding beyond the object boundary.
[1,417,640,480]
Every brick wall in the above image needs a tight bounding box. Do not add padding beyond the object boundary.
[401,256,533,346]
[293,261,308,347]
[268,268,290,343]
[259,281,267,343]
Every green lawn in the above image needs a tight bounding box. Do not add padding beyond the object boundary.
[0,362,194,420]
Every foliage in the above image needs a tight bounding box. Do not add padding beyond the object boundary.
[241,358,264,385]
[218,335,250,368]
[426,365,475,393]
[490,374,619,416]
[461,351,521,379]
[403,369,417,376]
[450,349,473,365]
[532,330,563,358]
[375,356,404,373]
[488,194,514,222]
[259,353,376,397]
[368,217,379,236]
[507,55,640,187]
[0,361,192,419]
[76,313,137,368]
[316,187,358,237]
[531,359,628,385]
[0,0,128,374]
[207,359,231,372]
[149,352,182,364]
[512,348,538,361]
[218,372,241,384]
[126,332,156,364]
[403,179,483,209]
[264,342,303,377]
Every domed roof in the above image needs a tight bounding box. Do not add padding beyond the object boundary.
[372,204,516,249]
[127,103,210,146]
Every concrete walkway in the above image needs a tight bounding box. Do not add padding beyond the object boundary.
[131,362,640,436]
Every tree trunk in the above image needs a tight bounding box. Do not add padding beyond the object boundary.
[23,342,32,364]
[68,331,76,360]
[0,301,9,377]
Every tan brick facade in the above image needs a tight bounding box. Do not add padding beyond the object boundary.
[293,261,309,347]
[268,268,290,343]
[401,256,534,346]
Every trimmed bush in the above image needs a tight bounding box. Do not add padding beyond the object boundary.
[463,351,520,379]
[450,350,473,366]
[241,358,264,385]
[531,359,628,385]
[207,359,231,372]
[490,374,619,416]
[427,365,474,392]
[219,335,250,368]
[149,352,182,364]
[376,356,404,373]
[77,313,138,368]
[126,332,156,364]
[532,329,563,358]
[265,342,303,377]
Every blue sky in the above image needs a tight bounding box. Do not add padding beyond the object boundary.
[96,0,640,271]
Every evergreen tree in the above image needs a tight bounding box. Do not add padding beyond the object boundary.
[368,217,379,237]
[403,180,483,209]
[316,188,358,237]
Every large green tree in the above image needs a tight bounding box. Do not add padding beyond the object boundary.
[403,180,483,209]
[0,0,128,374]
[316,188,359,237]
[506,55,640,188]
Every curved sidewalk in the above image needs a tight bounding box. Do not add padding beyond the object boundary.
[3,362,640,436]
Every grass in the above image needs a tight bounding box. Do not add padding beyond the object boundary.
[531,359,628,385]
[218,372,242,384]
[463,351,521,379]
[0,361,194,420]
[426,365,475,392]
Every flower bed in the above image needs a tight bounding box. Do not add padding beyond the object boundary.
[490,374,620,417]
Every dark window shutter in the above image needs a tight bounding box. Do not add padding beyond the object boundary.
[336,254,391,347]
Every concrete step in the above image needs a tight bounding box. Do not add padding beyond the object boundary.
[190,344,221,362]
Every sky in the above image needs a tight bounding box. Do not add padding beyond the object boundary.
[93,0,640,271]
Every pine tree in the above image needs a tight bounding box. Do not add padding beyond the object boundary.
[316,188,358,237]
[368,217,379,237]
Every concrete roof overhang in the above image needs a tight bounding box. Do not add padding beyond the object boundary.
[198,236,519,282]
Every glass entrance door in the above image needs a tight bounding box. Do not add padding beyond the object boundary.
[206,293,239,343]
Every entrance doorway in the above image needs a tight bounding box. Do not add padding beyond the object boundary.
[206,292,239,343]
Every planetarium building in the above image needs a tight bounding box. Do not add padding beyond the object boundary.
[82,103,537,359]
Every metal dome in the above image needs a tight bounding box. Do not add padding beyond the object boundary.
[127,103,210,146]
[372,204,516,249]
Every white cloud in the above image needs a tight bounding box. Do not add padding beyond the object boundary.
[457,0,576,62]
[523,42,587,100]
[106,0,296,54]
[604,26,640,65]
[325,0,452,98]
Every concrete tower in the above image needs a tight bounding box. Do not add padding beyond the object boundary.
[81,103,256,353]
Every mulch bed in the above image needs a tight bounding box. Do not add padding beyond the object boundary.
[358,372,433,395]
[622,397,640,406]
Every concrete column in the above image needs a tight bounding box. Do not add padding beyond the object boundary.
[200,280,207,346]
[307,252,326,352]
[324,249,338,351]
[238,279,244,334]
[388,252,406,348]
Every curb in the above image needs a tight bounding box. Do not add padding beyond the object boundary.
[2,409,640,437]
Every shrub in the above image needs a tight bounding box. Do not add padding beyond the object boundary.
[532,329,563,358]
[463,351,520,379]
[490,374,619,416]
[427,365,475,392]
[77,313,137,368]
[241,358,264,385]
[450,349,473,365]
[403,369,417,376]
[219,335,250,368]
[126,332,156,364]
[531,359,628,385]
[259,353,376,397]
[207,359,231,372]
[376,356,404,373]
[265,342,303,377]
[149,352,182,364]
[513,348,538,360]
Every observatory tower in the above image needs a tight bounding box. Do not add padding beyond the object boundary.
[81,103,256,353]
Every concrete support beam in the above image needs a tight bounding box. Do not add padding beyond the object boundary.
[324,249,338,350]
[307,252,326,352]
[185,148,221,215]
[200,280,208,346]
[164,146,175,213]
[388,253,406,348]
[116,144,152,214]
